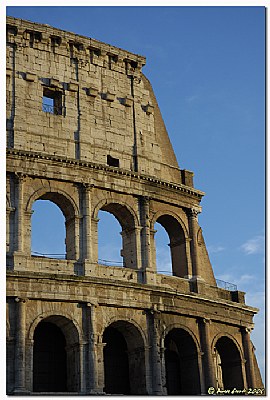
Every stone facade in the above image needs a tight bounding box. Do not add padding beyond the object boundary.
[6,16,263,395]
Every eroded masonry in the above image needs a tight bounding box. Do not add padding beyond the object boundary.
[6,16,263,395]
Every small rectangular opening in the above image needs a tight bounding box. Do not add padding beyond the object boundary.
[42,88,62,115]
[107,155,119,167]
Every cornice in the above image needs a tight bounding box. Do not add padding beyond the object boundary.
[7,148,205,200]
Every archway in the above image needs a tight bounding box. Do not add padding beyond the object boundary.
[31,200,65,259]
[155,214,188,277]
[98,210,123,266]
[154,221,173,275]
[102,320,146,394]
[214,336,244,390]
[31,192,77,260]
[164,328,201,394]
[33,316,80,393]
[98,203,137,269]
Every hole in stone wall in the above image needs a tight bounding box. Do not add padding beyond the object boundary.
[31,200,66,259]
[98,210,124,267]
[107,155,119,167]
[154,222,173,275]
[42,88,62,115]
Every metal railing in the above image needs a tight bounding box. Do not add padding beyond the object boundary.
[42,103,62,115]
[31,251,66,260]
[98,258,125,267]
[216,279,237,291]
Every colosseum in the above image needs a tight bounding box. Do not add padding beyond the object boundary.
[6,16,263,395]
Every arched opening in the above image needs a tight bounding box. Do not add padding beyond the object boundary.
[214,336,244,390]
[98,210,123,266]
[154,222,172,275]
[103,321,146,394]
[33,316,80,393]
[98,203,137,269]
[31,200,65,259]
[155,215,188,277]
[31,193,77,260]
[164,328,201,395]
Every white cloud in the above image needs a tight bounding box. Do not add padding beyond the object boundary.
[240,235,264,255]
[208,245,225,254]
[238,274,255,284]
[186,94,199,103]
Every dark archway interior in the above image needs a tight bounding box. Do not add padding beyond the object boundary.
[102,321,146,394]
[215,336,244,390]
[164,328,201,395]
[156,215,188,278]
[33,321,67,392]
[103,327,130,394]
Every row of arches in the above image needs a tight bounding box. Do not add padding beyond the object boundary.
[29,315,244,394]
[30,197,189,276]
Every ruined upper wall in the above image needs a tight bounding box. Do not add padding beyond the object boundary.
[6,16,189,185]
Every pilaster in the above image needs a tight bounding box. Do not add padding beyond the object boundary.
[13,297,29,394]
[241,327,257,388]
[198,318,216,391]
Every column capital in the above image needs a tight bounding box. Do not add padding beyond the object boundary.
[196,317,211,325]
[15,297,28,303]
[202,318,211,325]
[188,207,201,219]
[82,182,94,191]
[241,326,253,334]
[15,172,27,183]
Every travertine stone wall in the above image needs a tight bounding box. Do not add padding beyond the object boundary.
[6,16,263,396]
[6,16,180,183]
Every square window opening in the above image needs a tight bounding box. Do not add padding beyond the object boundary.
[42,88,62,115]
[107,155,119,168]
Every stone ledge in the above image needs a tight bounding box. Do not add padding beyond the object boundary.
[6,148,204,198]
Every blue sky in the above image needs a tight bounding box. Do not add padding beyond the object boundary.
[6,5,265,381]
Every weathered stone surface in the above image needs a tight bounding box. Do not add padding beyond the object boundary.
[6,16,263,395]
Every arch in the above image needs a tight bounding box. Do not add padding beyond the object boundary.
[152,211,189,277]
[104,315,147,347]
[26,187,79,219]
[212,334,244,390]
[28,311,83,342]
[151,210,189,237]
[102,320,147,394]
[95,200,139,269]
[93,198,139,228]
[212,332,244,360]
[161,322,201,354]
[32,314,81,393]
[163,327,201,394]
[28,188,79,260]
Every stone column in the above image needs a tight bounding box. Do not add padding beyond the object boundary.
[91,217,99,264]
[160,343,167,395]
[24,210,34,255]
[25,338,34,392]
[15,173,26,253]
[82,184,93,261]
[241,327,256,388]
[187,208,203,279]
[184,237,193,278]
[14,297,28,394]
[197,350,206,394]
[139,196,152,271]
[95,340,106,393]
[83,303,104,394]
[6,206,15,255]
[147,310,163,395]
[79,342,86,393]
[198,318,216,391]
